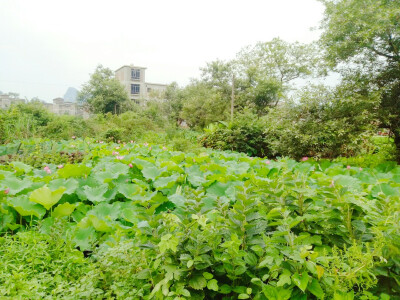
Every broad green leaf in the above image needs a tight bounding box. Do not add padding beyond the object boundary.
[142,166,161,181]
[371,183,399,197]
[189,274,207,290]
[83,185,109,203]
[238,294,250,299]
[188,174,207,187]
[88,215,112,232]
[9,195,46,218]
[39,216,55,234]
[117,183,141,199]
[262,285,292,300]
[333,175,362,192]
[48,178,78,194]
[334,291,354,300]
[168,194,186,208]
[158,233,179,253]
[207,181,231,197]
[207,279,218,291]
[73,226,96,251]
[10,161,32,174]
[259,256,274,268]
[58,164,91,178]
[308,278,324,299]
[203,272,213,280]
[154,174,179,189]
[244,252,258,266]
[1,177,33,195]
[29,186,66,210]
[53,202,77,218]
[277,269,292,287]
[292,271,309,292]
[136,269,151,279]
[220,284,232,294]
[316,265,324,279]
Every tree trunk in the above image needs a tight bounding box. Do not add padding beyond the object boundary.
[394,130,400,164]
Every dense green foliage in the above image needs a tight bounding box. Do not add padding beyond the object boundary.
[201,112,272,157]
[0,139,399,299]
[318,0,400,161]
[78,65,129,114]
[1,3,400,298]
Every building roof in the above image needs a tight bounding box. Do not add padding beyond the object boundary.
[115,65,148,72]
[146,82,168,87]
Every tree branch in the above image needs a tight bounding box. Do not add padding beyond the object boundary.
[369,45,398,60]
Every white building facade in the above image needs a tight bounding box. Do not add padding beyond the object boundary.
[115,65,167,103]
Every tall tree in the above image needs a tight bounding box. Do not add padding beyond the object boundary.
[319,0,400,160]
[235,38,318,111]
[78,65,129,114]
[180,81,229,128]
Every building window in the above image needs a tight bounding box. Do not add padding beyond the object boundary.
[131,69,140,80]
[131,84,140,94]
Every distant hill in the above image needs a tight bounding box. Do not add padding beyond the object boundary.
[63,87,79,102]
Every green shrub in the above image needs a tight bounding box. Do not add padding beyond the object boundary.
[265,85,378,159]
[201,111,272,157]
[41,116,91,140]
[102,127,125,143]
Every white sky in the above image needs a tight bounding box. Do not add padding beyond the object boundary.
[0,0,324,101]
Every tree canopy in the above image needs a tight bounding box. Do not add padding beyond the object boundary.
[78,65,129,114]
[319,0,400,159]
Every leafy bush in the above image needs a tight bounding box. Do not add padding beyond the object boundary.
[334,136,396,168]
[265,85,378,159]
[201,111,272,157]
[41,115,92,140]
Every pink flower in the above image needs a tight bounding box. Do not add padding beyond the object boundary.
[99,141,104,144]
[329,180,335,188]
[144,142,149,147]
[129,163,133,168]
[112,151,119,155]
[149,147,152,151]
[72,136,76,140]
[301,157,309,161]
[162,146,167,150]
[116,156,124,160]
[347,165,351,170]
[359,167,363,171]
[130,140,134,143]
[58,165,64,169]
[265,160,271,165]
[193,159,196,163]
[115,146,120,150]
[4,188,10,194]
[117,140,121,143]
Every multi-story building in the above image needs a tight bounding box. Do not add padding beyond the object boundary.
[48,98,89,117]
[0,93,88,117]
[0,93,25,109]
[115,64,167,103]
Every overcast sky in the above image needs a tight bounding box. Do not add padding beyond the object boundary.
[0,0,324,101]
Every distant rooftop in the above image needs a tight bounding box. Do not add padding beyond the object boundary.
[115,64,147,72]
